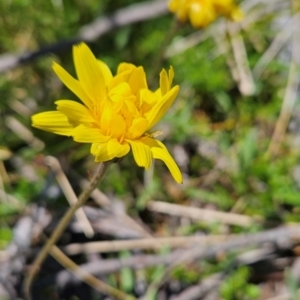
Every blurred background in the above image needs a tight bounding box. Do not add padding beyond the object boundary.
[1,0,300,299]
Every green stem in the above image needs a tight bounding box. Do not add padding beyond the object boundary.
[23,161,111,300]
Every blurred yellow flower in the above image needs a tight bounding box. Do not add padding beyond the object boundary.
[168,0,243,28]
[32,43,182,183]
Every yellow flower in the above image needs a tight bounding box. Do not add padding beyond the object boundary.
[168,0,243,28]
[32,43,182,183]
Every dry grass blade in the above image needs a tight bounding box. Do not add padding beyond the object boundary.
[267,8,300,156]
[226,21,256,96]
[147,200,257,227]
[79,179,152,238]
[63,235,228,255]
[45,156,94,238]
[5,116,44,150]
[253,14,300,79]
[143,225,300,298]
[265,292,300,300]
[0,188,24,210]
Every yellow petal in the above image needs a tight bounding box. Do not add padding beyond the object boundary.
[127,118,148,140]
[124,99,140,118]
[117,62,136,75]
[159,69,168,96]
[140,89,158,114]
[141,137,182,183]
[189,3,216,28]
[100,102,113,134]
[91,140,129,162]
[109,64,134,89]
[146,85,179,130]
[160,66,175,96]
[73,43,107,103]
[97,60,113,85]
[109,82,134,103]
[107,139,130,158]
[152,146,182,183]
[127,140,152,169]
[229,7,244,21]
[109,114,126,140]
[91,143,112,162]
[31,111,73,136]
[52,62,93,109]
[72,125,109,143]
[169,0,189,22]
[168,66,174,89]
[55,100,95,124]
[128,66,148,95]
[168,0,179,12]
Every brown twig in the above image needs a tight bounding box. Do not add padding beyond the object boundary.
[53,225,300,280]
[170,273,224,300]
[50,245,137,300]
[144,225,300,298]
[23,161,111,300]
[63,235,228,255]
[79,179,152,238]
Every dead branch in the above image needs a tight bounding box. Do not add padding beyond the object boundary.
[63,235,228,255]
[147,200,257,227]
[53,225,300,287]
[144,225,300,297]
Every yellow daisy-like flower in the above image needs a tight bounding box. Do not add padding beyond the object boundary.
[32,43,182,183]
[168,0,243,28]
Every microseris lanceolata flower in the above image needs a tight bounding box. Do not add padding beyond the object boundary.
[169,0,243,28]
[32,43,182,183]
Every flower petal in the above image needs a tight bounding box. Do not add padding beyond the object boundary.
[107,139,130,158]
[159,68,169,96]
[168,66,174,89]
[31,111,73,136]
[97,60,113,85]
[127,118,148,140]
[160,66,175,96]
[117,62,136,75]
[152,146,183,184]
[189,3,216,28]
[55,100,95,124]
[127,66,148,95]
[52,62,93,109]
[73,43,107,103]
[127,140,152,169]
[91,143,112,162]
[146,85,179,130]
[109,82,135,105]
[109,114,126,140]
[91,139,129,162]
[72,125,109,143]
[141,137,182,183]
[100,102,113,134]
